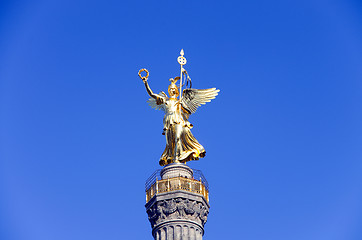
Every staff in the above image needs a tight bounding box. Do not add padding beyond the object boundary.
[177,49,187,100]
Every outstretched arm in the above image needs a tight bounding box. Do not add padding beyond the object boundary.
[142,77,166,106]
[142,78,158,99]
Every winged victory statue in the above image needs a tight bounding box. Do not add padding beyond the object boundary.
[139,50,219,166]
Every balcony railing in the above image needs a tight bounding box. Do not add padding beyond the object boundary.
[146,176,209,203]
[145,169,209,190]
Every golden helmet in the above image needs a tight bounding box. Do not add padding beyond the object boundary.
[168,77,179,97]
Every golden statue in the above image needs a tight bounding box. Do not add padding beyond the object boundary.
[139,50,219,166]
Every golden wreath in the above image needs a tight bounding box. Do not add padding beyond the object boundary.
[138,68,149,81]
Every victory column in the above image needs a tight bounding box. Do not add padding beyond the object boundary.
[140,50,219,240]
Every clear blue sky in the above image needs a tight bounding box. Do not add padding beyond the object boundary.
[1,0,362,239]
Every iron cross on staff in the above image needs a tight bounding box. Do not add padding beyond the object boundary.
[177,49,187,101]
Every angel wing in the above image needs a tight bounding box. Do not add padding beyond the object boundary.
[181,88,219,117]
[147,92,167,111]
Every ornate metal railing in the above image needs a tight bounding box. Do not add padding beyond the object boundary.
[146,176,209,203]
[145,169,209,203]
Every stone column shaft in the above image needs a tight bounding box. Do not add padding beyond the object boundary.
[154,225,203,240]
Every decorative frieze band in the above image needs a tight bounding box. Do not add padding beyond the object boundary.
[147,197,209,228]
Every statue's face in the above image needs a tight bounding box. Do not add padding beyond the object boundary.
[169,87,177,96]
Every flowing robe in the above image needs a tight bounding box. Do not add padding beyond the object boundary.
[158,97,205,166]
